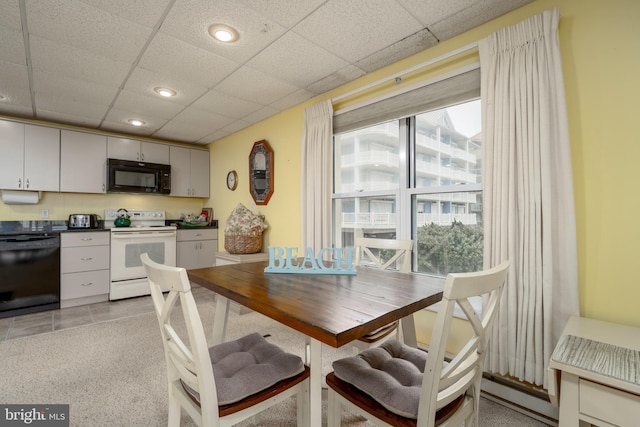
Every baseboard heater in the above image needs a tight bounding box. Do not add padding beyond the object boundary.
[481,372,558,426]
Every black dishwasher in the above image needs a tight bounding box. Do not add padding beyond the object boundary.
[0,234,60,318]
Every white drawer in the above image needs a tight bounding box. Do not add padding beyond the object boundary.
[62,231,109,247]
[580,378,640,425]
[176,228,217,242]
[61,270,110,299]
[61,245,109,273]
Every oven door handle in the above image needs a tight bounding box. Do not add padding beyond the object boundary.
[111,230,177,238]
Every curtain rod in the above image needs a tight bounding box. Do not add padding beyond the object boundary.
[331,42,478,104]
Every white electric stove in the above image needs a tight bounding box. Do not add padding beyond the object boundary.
[105,209,176,300]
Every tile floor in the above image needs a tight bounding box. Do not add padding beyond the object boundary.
[0,284,217,341]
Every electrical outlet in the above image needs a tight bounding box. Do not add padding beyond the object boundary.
[41,209,49,219]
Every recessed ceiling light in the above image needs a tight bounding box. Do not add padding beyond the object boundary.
[128,119,145,127]
[208,24,239,42]
[0,94,6,101]
[154,87,176,97]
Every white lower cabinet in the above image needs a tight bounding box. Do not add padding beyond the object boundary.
[176,228,218,269]
[60,231,110,308]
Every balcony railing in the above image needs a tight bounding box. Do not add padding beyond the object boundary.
[415,133,477,164]
[340,212,478,228]
[340,151,399,168]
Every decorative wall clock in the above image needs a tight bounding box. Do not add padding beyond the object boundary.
[248,139,274,205]
[226,170,238,190]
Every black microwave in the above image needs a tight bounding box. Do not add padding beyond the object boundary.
[107,158,171,194]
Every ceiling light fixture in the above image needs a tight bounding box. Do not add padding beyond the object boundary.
[154,87,176,97]
[208,24,239,43]
[0,94,6,101]
[128,119,145,127]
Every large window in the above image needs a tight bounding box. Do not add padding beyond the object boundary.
[333,99,482,277]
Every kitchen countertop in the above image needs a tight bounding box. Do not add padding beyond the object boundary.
[0,220,73,235]
[166,219,218,229]
[0,219,218,235]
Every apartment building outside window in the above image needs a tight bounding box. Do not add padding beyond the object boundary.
[333,99,482,277]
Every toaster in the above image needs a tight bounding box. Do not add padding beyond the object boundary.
[68,214,99,229]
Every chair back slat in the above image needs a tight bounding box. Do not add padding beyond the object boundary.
[354,237,413,273]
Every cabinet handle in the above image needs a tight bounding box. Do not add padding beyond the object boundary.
[81,238,93,241]
[18,178,22,188]
[26,178,30,189]
[81,257,93,261]
[81,282,93,287]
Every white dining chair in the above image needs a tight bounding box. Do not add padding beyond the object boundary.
[352,238,413,351]
[326,261,510,427]
[140,253,310,427]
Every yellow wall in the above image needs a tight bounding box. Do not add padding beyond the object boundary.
[209,0,640,333]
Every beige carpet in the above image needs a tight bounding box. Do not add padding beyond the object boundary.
[0,300,549,426]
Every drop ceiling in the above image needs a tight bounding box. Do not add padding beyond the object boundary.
[0,0,533,146]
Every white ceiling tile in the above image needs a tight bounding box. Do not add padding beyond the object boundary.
[197,129,231,144]
[78,0,174,29]
[222,119,252,135]
[243,106,280,125]
[0,26,26,65]
[0,0,21,30]
[355,28,439,73]
[36,110,101,128]
[160,0,287,64]
[35,93,109,120]
[172,106,235,129]
[269,89,315,111]
[102,107,168,132]
[294,0,423,62]
[138,32,239,88]
[100,120,162,136]
[396,0,476,27]
[29,36,131,86]
[190,90,263,119]
[0,61,31,109]
[26,0,152,63]
[32,71,119,106]
[429,0,533,41]
[215,66,299,106]
[111,90,184,120]
[238,0,327,27]
[125,67,209,106]
[306,65,366,94]
[0,104,33,118]
[246,31,349,88]
[152,119,216,142]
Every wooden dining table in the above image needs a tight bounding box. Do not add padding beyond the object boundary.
[187,260,444,427]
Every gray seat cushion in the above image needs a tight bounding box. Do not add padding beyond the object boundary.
[184,332,305,406]
[332,339,427,419]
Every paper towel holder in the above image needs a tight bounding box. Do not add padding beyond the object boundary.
[1,190,42,205]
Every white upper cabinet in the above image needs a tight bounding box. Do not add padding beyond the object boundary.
[170,146,210,197]
[107,137,169,164]
[60,130,107,194]
[0,120,60,191]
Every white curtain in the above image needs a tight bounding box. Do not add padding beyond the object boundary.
[301,100,333,255]
[479,8,579,388]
